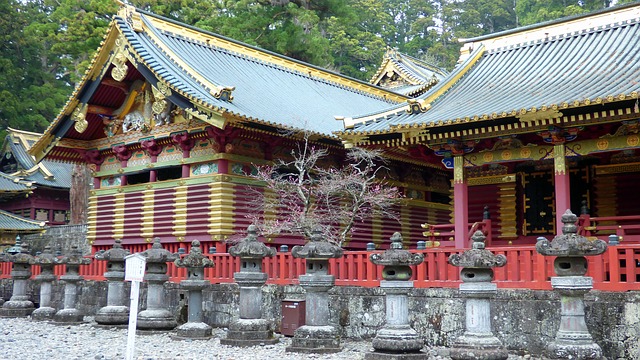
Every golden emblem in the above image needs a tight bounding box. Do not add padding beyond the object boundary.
[627,135,639,147]
[71,104,88,134]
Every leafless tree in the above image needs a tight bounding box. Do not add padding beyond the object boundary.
[247,133,402,246]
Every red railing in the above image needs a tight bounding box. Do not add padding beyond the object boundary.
[578,214,640,242]
[421,219,493,247]
[2,244,639,291]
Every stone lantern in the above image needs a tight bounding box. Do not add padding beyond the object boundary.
[221,225,277,346]
[367,232,425,359]
[536,210,607,359]
[30,245,58,320]
[137,237,179,330]
[286,228,344,354]
[174,240,214,339]
[95,239,131,325]
[54,245,92,323]
[0,236,35,317]
[448,230,508,360]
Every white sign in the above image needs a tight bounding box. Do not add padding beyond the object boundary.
[124,253,146,360]
[125,253,146,282]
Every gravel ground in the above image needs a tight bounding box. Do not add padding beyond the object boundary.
[1,317,541,360]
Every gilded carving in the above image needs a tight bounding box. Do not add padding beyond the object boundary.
[520,147,531,158]
[596,139,609,151]
[627,135,639,147]
[111,52,128,82]
[553,144,566,175]
[453,156,464,184]
[71,104,89,134]
[501,150,512,161]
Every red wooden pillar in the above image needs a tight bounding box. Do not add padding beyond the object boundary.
[453,156,469,249]
[171,132,194,178]
[93,164,101,189]
[553,144,571,232]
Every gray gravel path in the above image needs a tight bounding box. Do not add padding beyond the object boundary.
[0,317,541,360]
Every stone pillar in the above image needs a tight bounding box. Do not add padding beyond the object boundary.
[367,232,425,360]
[173,240,214,339]
[448,231,508,360]
[54,245,92,323]
[0,236,35,317]
[137,237,179,330]
[30,245,58,320]
[221,225,278,346]
[537,210,607,359]
[95,239,130,325]
[286,228,343,354]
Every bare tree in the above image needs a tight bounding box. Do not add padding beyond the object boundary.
[248,134,402,246]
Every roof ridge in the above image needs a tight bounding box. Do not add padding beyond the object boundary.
[133,7,406,102]
[157,25,388,102]
[489,17,640,54]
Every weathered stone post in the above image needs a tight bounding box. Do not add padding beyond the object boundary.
[286,228,343,354]
[536,210,607,359]
[448,230,508,360]
[221,225,277,346]
[367,232,425,359]
[0,236,35,317]
[54,245,92,323]
[95,239,130,325]
[137,237,179,330]
[173,240,214,339]
[30,245,58,320]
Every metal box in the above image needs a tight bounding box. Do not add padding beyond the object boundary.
[280,299,305,336]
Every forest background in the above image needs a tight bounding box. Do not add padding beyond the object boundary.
[0,0,632,138]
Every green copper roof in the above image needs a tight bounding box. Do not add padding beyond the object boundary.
[344,13,640,136]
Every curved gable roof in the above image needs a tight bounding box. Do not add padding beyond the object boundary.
[339,3,640,144]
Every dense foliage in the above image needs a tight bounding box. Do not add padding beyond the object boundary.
[0,0,632,135]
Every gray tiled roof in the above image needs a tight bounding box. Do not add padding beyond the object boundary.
[24,160,73,189]
[2,133,72,190]
[118,13,399,136]
[0,209,44,230]
[0,173,32,192]
[348,17,640,134]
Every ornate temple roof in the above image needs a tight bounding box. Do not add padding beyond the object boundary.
[370,48,448,97]
[0,209,45,231]
[30,5,408,161]
[337,2,640,146]
[1,128,72,189]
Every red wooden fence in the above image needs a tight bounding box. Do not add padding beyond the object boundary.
[2,244,639,292]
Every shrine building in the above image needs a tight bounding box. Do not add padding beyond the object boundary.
[28,5,454,253]
[338,2,640,248]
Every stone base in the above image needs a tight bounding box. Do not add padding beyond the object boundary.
[95,305,129,325]
[220,318,279,347]
[54,308,84,323]
[286,325,341,354]
[175,321,212,339]
[546,341,604,360]
[31,306,57,320]
[449,334,508,360]
[365,351,429,360]
[0,306,34,318]
[372,325,424,353]
[450,347,509,360]
[137,308,177,330]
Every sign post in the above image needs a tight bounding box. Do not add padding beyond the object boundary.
[124,253,146,360]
